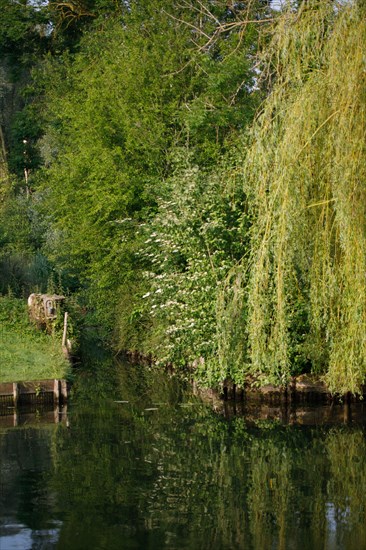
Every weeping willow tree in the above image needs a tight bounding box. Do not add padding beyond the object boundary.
[221,0,366,394]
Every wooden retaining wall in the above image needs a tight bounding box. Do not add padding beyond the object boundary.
[0,379,69,408]
[218,375,366,404]
[193,380,366,425]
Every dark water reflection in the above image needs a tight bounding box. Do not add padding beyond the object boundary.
[1,349,366,550]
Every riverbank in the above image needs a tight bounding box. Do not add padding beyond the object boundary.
[0,296,71,383]
[124,350,366,405]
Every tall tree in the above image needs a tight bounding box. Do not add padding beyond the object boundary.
[37,0,262,331]
[221,0,366,394]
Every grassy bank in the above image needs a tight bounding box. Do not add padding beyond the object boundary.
[0,296,71,383]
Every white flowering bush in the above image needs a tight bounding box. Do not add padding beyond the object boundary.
[137,149,249,381]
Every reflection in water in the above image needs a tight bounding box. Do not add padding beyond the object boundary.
[0,523,61,550]
[0,349,366,549]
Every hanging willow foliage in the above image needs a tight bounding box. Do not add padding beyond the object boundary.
[221,0,366,393]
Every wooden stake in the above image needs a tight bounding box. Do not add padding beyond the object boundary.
[62,311,68,349]
[60,379,68,401]
[54,379,60,403]
[13,382,19,407]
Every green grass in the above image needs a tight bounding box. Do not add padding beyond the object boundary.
[0,296,71,383]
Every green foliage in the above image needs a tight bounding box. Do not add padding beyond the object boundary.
[222,0,366,393]
[0,295,70,382]
[0,182,52,295]
[125,147,250,386]
[0,0,50,61]
[36,0,261,335]
[0,0,53,177]
[2,0,363,395]
[36,12,187,326]
[8,103,44,177]
[177,13,262,163]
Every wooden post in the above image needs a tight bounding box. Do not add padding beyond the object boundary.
[60,379,68,402]
[54,379,60,403]
[62,311,68,349]
[13,382,19,407]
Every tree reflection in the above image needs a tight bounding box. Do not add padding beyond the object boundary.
[1,354,366,549]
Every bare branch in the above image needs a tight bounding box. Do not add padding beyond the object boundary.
[165,1,274,54]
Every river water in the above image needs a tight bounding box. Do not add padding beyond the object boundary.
[1,347,366,550]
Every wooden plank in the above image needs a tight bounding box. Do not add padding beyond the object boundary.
[18,380,56,394]
[60,379,68,401]
[0,379,70,409]
[0,382,14,396]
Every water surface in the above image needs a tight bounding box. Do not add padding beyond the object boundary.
[1,350,366,549]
